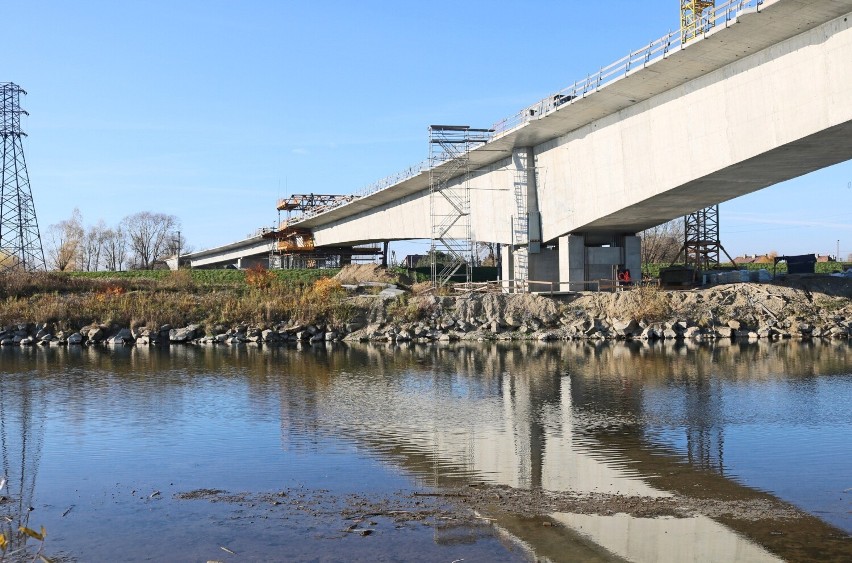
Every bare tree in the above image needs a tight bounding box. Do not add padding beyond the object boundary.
[475,241,498,267]
[79,221,108,272]
[46,208,85,271]
[102,226,129,271]
[122,211,179,269]
[640,219,684,266]
[163,231,191,260]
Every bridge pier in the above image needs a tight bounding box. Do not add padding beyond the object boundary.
[557,234,640,292]
[558,235,586,291]
[504,233,640,293]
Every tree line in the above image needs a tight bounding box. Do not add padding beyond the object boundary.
[46,209,189,271]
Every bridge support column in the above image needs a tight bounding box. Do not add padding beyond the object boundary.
[557,234,641,291]
[558,235,586,291]
[624,236,641,282]
[528,248,559,292]
[501,245,514,292]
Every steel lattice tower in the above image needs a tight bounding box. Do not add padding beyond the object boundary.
[1,83,45,272]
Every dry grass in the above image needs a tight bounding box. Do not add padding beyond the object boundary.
[621,285,673,324]
[0,270,355,330]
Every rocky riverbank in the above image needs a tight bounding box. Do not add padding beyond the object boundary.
[1,275,850,348]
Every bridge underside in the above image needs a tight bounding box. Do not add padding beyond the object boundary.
[584,119,852,235]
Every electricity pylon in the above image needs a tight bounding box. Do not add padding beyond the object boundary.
[1,82,45,273]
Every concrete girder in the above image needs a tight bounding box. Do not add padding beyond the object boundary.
[304,3,852,250]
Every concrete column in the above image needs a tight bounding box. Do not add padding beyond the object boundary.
[528,248,560,291]
[501,245,515,292]
[512,147,543,254]
[624,236,641,282]
[525,147,542,254]
[558,234,586,291]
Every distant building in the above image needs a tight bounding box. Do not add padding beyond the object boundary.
[733,254,772,264]
[816,254,836,263]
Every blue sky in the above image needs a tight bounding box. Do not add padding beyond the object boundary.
[6,0,852,260]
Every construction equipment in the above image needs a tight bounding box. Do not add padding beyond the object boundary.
[276,194,354,216]
[268,194,381,268]
[681,1,716,42]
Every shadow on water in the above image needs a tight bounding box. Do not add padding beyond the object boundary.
[0,340,849,561]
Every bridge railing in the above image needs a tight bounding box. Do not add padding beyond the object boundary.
[352,159,431,198]
[491,0,763,136]
[298,0,765,220]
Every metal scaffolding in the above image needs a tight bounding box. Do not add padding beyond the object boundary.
[428,125,490,288]
[681,0,716,42]
[512,154,530,285]
[677,2,738,277]
[680,204,736,272]
[0,83,45,273]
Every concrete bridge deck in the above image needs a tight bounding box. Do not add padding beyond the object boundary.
[297,0,852,244]
[186,0,852,284]
[283,0,852,288]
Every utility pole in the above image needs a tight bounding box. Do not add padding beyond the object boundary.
[0,83,45,272]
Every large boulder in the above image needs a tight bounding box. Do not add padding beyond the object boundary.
[612,319,640,337]
[169,324,200,343]
[85,325,105,342]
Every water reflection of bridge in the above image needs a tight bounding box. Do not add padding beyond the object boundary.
[271,341,851,562]
[4,341,848,561]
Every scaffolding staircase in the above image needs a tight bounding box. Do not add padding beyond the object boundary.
[512,162,529,286]
[428,125,490,288]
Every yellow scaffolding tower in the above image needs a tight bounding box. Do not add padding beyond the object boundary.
[681,1,715,42]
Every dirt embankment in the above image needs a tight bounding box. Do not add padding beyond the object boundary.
[346,275,852,343]
[1,266,849,348]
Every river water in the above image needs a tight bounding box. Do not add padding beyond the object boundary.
[0,340,849,562]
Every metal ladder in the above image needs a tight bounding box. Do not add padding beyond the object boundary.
[512,164,529,286]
